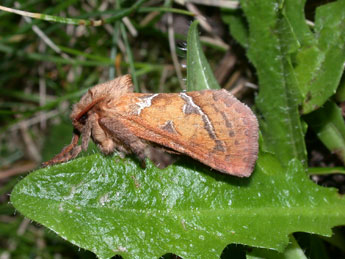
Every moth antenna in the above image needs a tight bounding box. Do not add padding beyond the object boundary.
[75,97,105,122]
[42,133,80,167]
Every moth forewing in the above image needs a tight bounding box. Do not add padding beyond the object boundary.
[44,75,259,177]
[108,89,259,177]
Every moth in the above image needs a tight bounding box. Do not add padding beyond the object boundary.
[43,75,259,177]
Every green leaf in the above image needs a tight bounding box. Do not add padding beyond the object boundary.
[186,21,220,91]
[283,0,314,47]
[335,74,345,102]
[308,167,345,175]
[221,8,249,48]
[240,0,307,166]
[247,235,308,259]
[283,236,308,259]
[299,0,345,114]
[304,101,345,164]
[11,154,345,259]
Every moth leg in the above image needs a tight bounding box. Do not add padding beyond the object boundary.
[99,117,149,166]
[66,145,82,160]
[81,115,93,151]
[42,133,80,167]
[90,116,116,154]
[89,115,130,158]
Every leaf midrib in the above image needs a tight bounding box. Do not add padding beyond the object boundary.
[22,196,345,216]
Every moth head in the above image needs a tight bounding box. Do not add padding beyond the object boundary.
[70,74,134,132]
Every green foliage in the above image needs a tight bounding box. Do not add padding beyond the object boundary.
[187,21,220,91]
[305,101,345,164]
[240,0,307,166]
[4,0,345,258]
[224,0,345,167]
[225,0,345,115]
[11,153,345,259]
[300,0,345,113]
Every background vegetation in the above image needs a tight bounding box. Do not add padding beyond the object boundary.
[1,0,345,258]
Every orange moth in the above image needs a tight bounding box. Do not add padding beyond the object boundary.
[43,75,259,177]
